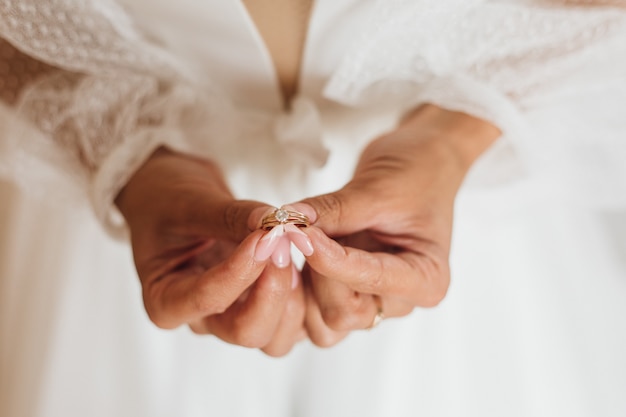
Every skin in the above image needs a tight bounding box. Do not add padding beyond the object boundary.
[115,150,306,357]
[294,104,501,346]
[115,104,500,355]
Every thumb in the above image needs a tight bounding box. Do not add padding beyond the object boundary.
[291,184,384,238]
[185,198,274,243]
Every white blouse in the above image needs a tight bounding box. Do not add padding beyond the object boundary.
[1,0,625,234]
[1,3,626,417]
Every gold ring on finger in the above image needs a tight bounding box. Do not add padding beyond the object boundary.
[261,207,310,231]
[367,295,385,330]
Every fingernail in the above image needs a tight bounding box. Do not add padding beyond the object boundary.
[271,235,292,269]
[284,223,314,256]
[254,226,284,262]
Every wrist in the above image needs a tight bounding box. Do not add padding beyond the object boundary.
[114,147,170,220]
[114,147,232,225]
[398,104,501,173]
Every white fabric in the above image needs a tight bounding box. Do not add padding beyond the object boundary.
[1,1,626,416]
[2,0,626,230]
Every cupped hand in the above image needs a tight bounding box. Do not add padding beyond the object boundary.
[295,104,501,347]
[115,148,305,356]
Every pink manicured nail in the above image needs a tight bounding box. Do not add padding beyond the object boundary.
[271,235,292,269]
[284,223,314,256]
[254,226,284,262]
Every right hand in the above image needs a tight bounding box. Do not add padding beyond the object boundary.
[294,104,500,347]
[115,148,305,356]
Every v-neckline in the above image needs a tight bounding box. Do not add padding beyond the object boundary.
[236,0,316,110]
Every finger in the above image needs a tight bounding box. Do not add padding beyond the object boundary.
[284,223,314,256]
[307,252,415,329]
[306,248,417,329]
[255,222,314,263]
[254,225,285,262]
[187,286,254,335]
[303,287,349,348]
[261,265,307,357]
[308,266,377,331]
[199,260,294,348]
[291,184,386,237]
[303,226,449,307]
[270,235,292,269]
[186,199,273,243]
[127,149,273,243]
[308,267,416,328]
[302,231,374,333]
[144,230,270,329]
[248,205,278,230]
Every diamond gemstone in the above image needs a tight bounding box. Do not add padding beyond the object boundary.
[275,208,289,223]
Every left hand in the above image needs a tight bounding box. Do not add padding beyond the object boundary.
[115,148,307,356]
[293,104,501,347]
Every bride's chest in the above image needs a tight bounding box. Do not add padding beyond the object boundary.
[115,0,375,109]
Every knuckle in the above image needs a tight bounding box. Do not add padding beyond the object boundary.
[321,299,365,331]
[309,192,343,222]
[145,310,171,330]
[222,202,247,239]
[427,279,450,307]
[192,289,228,316]
[188,322,210,335]
[364,263,385,294]
[352,252,384,294]
[262,343,294,358]
[310,331,342,348]
[145,308,177,330]
[230,321,269,348]
[143,288,175,330]
[418,261,450,308]
[188,326,202,335]
[397,303,415,317]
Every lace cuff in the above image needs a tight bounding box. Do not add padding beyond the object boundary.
[0,0,214,236]
[92,127,191,238]
[324,1,626,207]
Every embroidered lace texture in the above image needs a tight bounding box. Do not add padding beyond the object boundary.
[0,0,227,235]
[325,0,626,206]
[1,0,625,235]
[327,1,626,111]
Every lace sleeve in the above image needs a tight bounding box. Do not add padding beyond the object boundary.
[325,0,626,208]
[0,0,224,237]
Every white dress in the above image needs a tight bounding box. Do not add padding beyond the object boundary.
[1,1,626,416]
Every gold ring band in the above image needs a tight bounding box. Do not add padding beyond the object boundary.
[261,207,311,231]
[367,296,385,330]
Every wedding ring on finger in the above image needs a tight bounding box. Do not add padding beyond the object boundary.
[261,207,310,231]
[367,295,385,330]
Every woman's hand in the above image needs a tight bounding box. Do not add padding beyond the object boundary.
[295,104,501,347]
[115,148,305,356]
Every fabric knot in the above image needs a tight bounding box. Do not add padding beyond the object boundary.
[273,96,329,168]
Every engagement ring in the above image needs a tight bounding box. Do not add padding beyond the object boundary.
[261,207,310,231]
